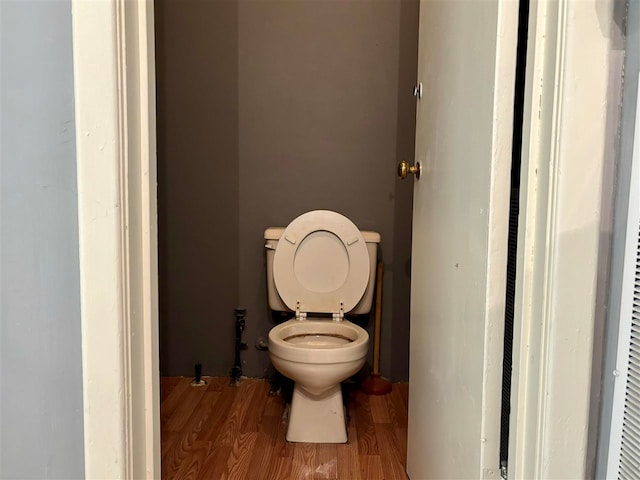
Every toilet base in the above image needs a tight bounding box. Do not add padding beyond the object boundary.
[286,383,347,443]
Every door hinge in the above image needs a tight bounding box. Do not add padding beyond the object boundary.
[500,462,508,480]
[413,82,423,99]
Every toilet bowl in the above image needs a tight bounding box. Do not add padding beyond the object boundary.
[269,319,368,442]
[264,210,380,443]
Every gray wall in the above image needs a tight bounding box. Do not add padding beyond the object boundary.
[156,0,418,381]
[0,1,85,478]
[595,0,640,476]
[156,0,241,379]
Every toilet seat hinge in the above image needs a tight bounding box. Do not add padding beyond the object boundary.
[332,302,345,322]
[295,300,307,321]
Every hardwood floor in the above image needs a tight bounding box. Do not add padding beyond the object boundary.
[161,377,409,480]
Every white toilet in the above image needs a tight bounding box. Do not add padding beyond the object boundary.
[264,210,380,443]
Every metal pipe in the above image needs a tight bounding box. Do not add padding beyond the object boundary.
[230,308,247,386]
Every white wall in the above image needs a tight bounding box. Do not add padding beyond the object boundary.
[0,1,85,477]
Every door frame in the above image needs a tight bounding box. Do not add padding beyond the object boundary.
[508,0,622,477]
[71,0,619,478]
[72,0,159,478]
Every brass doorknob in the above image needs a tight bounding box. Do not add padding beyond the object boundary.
[397,160,421,179]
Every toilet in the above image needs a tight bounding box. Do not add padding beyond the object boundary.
[264,210,380,443]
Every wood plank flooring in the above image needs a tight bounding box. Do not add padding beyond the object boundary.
[161,377,409,480]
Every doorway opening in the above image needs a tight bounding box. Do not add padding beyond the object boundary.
[500,0,530,474]
[153,1,419,477]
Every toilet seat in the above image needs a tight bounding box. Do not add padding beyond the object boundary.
[273,210,370,318]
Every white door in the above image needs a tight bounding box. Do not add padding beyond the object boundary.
[406,1,518,478]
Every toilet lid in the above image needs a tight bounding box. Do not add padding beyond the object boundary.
[273,210,370,315]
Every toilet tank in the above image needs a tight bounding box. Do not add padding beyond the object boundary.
[264,227,381,315]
